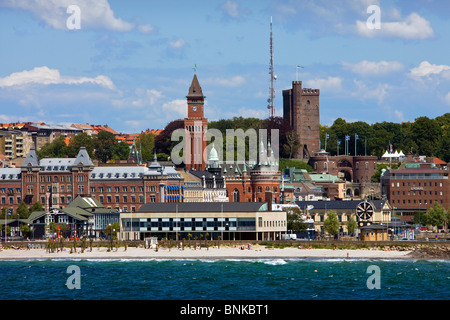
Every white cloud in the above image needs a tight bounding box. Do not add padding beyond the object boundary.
[112,88,163,108]
[138,24,155,34]
[1,0,153,32]
[168,38,186,49]
[305,76,343,92]
[445,92,450,105]
[161,99,186,118]
[0,66,115,89]
[352,80,390,103]
[219,0,250,20]
[205,75,246,87]
[356,12,434,39]
[409,61,450,79]
[342,60,404,76]
[394,109,404,122]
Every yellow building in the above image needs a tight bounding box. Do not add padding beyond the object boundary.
[360,224,388,241]
[296,200,392,236]
[0,130,32,160]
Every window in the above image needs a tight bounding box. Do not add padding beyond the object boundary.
[61,185,65,193]
[233,189,240,202]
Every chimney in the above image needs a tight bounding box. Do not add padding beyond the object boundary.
[265,191,272,212]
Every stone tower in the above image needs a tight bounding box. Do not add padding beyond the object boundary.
[184,74,208,171]
[282,81,320,160]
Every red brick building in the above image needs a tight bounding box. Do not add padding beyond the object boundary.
[381,155,449,222]
[309,150,378,184]
[1,147,183,213]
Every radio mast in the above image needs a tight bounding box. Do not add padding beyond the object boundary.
[268,16,275,118]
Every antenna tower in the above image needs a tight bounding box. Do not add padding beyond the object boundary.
[268,16,275,118]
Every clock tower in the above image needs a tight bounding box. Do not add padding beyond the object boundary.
[184,74,208,171]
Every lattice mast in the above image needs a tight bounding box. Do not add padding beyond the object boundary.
[268,16,275,118]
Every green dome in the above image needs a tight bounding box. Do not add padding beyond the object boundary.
[208,143,219,161]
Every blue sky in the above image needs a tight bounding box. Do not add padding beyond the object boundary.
[0,0,449,134]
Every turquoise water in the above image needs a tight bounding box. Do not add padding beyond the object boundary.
[0,258,448,300]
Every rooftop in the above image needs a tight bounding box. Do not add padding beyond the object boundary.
[138,202,269,213]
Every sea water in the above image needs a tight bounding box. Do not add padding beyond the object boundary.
[0,258,448,300]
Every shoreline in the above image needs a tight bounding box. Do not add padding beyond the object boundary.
[0,245,425,261]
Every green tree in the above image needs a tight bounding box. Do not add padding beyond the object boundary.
[104,222,120,239]
[68,132,94,158]
[135,132,156,162]
[279,158,313,172]
[154,119,185,156]
[285,206,308,234]
[113,141,131,161]
[29,202,44,215]
[371,163,400,182]
[422,202,447,231]
[16,201,29,219]
[93,130,117,163]
[37,135,69,158]
[346,216,358,236]
[323,211,340,238]
[410,116,441,157]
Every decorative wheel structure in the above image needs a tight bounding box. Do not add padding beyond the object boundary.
[356,201,374,227]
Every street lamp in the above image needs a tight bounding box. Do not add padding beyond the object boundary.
[419,201,421,228]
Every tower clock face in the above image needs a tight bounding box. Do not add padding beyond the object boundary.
[192,106,197,111]
[356,201,374,221]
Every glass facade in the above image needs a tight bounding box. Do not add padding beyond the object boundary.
[123,217,256,232]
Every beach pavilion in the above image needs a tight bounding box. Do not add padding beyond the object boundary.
[119,200,287,242]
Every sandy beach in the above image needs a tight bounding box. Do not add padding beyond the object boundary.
[0,245,414,260]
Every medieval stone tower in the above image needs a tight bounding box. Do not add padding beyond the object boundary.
[282,81,320,160]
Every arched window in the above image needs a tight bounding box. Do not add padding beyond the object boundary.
[233,189,240,202]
